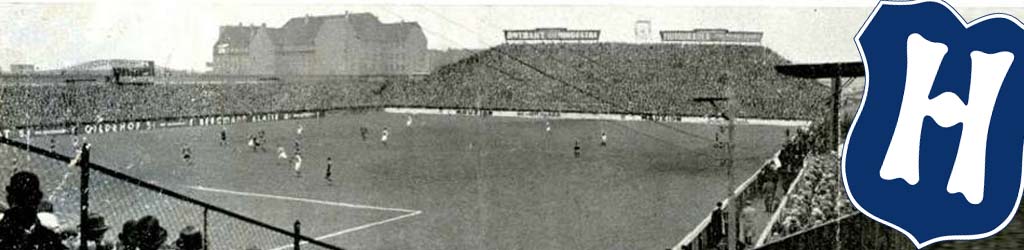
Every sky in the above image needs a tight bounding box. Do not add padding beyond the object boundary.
[2,0,1024,71]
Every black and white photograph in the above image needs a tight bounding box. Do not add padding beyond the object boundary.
[1,0,1024,249]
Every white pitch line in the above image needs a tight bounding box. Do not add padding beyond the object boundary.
[269,210,423,250]
[188,185,418,213]
[185,186,422,250]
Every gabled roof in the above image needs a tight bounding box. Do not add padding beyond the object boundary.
[277,13,421,46]
[216,13,423,49]
[363,22,421,43]
[215,26,259,48]
[263,28,284,46]
[279,16,328,46]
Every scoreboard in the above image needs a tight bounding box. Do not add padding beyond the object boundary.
[660,29,763,44]
[505,28,600,42]
[112,60,156,77]
[110,60,156,85]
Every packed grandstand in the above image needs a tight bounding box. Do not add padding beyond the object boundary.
[0,44,829,129]
[388,44,828,120]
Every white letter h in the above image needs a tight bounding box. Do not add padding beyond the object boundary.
[879,33,1014,205]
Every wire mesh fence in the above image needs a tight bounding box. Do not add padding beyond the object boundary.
[205,211,294,250]
[298,240,340,250]
[0,141,82,226]
[0,136,343,250]
[88,171,205,247]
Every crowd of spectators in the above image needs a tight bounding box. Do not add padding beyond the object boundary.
[768,153,856,241]
[0,171,207,250]
[0,78,387,128]
[388,43,830,120]
[1,43,828,129]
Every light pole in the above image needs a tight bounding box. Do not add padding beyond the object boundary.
[694,97,737,250]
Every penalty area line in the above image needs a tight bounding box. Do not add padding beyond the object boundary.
[269,210,422,250]
[186,185,422,250]
[188,185,417,213]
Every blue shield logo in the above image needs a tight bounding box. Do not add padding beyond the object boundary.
[845,0,1024,247]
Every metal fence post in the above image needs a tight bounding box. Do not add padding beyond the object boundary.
[294,220,301,250]
[203,208,210,250]
[79,143,90,250]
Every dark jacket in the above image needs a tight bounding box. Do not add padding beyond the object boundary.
[0,206,69,250]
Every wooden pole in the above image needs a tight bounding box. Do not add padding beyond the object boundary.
[294,220,302,250]
[78,144,90,250]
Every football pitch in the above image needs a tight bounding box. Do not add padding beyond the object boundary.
[4,111,792,250]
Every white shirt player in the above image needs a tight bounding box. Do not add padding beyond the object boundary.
[406,115,413,127]
[297,125,304,135]
[545,121,552,132]
[381,129,390,142]
[293,154,303,172]
[277,147,288,159]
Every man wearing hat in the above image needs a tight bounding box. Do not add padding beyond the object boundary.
[0,171,67,250]
[117,219,139,250]
[121,215,171,250]
[69,213,114,250]
[173,226,203,250]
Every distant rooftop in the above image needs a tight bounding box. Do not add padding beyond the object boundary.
[215,12,422,50]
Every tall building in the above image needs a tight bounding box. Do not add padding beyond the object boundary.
[210,13,429,75]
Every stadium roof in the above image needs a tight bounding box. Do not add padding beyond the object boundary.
[774,62,864,79]
[35,59,184,74]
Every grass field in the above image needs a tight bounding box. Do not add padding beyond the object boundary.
[2,111,791,250]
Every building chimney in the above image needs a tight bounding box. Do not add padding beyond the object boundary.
[261,23,267,28]
[304,14,311,24]
[238,22,243,27]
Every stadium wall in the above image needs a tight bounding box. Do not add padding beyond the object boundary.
[1,110,327,138]
[384,107,811,127]
[2,103,813,140]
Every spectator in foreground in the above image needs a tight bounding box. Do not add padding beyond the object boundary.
[709,202,723,243]
[118,216,171,250]
[741,200,758,246]
[761,168,777,213]
[173,226,203,250]
[68,213,114,250]
[0,171,68,250]
[117,219,138,249]
[36,201,63,233]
